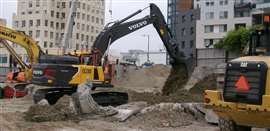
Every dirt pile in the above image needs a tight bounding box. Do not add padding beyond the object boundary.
[162,64,188,95]
[115,64,170,93]
[24,95,77,122]
[129,74,217,104]
[127,103,198,129]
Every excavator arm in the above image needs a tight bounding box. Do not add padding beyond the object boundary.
[0,25,44,65]
[0,39,29,70]
[92,3,185,65]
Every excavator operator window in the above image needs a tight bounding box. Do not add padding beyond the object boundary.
[81,56,93,65]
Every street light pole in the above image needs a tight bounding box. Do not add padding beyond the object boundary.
[142,34,150,62]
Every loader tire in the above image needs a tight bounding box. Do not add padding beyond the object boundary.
[219,118,251,131]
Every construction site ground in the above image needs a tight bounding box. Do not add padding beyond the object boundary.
[0,65,266,131]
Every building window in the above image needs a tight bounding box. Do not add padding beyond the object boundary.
[87,25,90,31]
[77,23,80,29]
[205,12,214,20]
[82,13,85,20]
[62,2,66,8]
[50,42,53,48]
[219,11,228,19]
[101,19,104,25]
[181,28,186,36]
[190,40,194,48]
[91,26,94,33]
[44,31,48,37]
[36,30,40,38]
[36,19,40,26]
[56,22,59,29]
[91,36,94,42]
[56,12,60,18]
[82,24,85,31]
[61,23,65,29]
[181,41,185,49]
[76,44,79,50]
[190,14,195,21]
[51,11,54,17]
[45,20,48,26]
[36,0,40,7]
[204,25,214,33]
[83,3,86,9]
[235,23,246,30]
[219,24,227,32]
[29,1,33,7]
[28,31,33,37]
[44,41,47,48]
[0,55,8,64]
[96,17,99,24]
[22,20,26,27]
[182,15,186,23]
[77,12,80,19]
[81,34,84,41]
[61,13,65,19]
[29,20,33,27]
[50,32,54,39]
[87,15,90,21]
[204,39,214,48]
[92,16,95,22]
[76,33,79,40]
[50,21,54,28]
[190,27,194,35]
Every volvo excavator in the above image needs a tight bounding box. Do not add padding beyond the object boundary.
[31,3,188,105]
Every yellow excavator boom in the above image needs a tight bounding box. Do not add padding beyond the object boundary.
[0,25,44,64]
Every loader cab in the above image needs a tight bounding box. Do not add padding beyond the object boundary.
[248,16,270,56]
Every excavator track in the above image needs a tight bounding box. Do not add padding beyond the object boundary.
[33,88,128,106]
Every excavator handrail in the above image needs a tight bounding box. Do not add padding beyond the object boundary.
[0,25,44,65]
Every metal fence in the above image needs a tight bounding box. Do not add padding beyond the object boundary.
[196,48,238,67]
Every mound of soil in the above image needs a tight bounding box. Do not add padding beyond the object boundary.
[129,74,217,105]
[162,64,189,95]
[114,64,170,93]
[24,96,77,122]
[127,103,196,129]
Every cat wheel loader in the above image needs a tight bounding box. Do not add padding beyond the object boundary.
[205,16,270,131]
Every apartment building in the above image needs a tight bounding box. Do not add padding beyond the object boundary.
[196,0,252,49]
[12,0,105,55]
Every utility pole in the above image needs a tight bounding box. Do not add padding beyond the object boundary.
[142,34,150,62]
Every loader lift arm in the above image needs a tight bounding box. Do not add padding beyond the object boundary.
[92,3,185,66]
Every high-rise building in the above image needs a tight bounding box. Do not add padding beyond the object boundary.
[12,0,105,55]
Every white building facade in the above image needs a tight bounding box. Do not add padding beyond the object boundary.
[12,0,105,55]
[195,0,252,49]
[0,18,10,67]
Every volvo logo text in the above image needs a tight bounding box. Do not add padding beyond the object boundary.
[128,21,147,31]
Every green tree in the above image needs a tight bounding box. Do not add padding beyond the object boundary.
[214,27,251,53]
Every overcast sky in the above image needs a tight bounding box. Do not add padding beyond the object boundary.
[0,0,168,52]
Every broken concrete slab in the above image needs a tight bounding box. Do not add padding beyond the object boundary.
[205,109,219,124]
[113,102,147,122]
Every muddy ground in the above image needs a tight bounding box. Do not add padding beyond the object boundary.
[0,65,266,131]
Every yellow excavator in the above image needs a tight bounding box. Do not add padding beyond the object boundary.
[0,25,44,83]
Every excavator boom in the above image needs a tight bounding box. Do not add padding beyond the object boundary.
[0,25,44,64]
